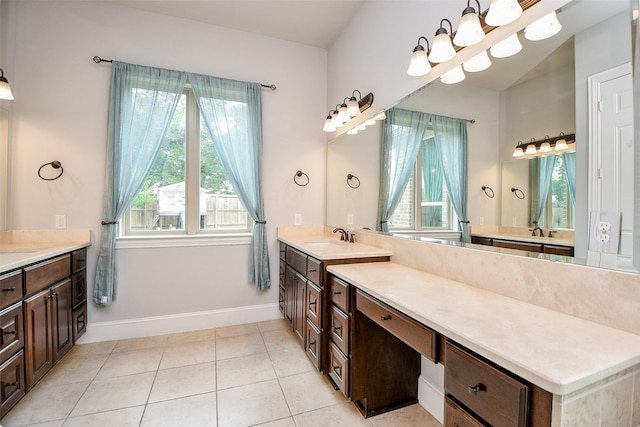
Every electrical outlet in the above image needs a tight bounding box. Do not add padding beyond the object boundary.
[598,221,611,232]
[597,233,610,243]
[347,214,354,225]
[294,213,301,225]
[55,214,66,229]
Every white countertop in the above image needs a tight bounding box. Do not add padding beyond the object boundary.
[327,261,640,396]
[0,230,91,274]
[278,235,392,261]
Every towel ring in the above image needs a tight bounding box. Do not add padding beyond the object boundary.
[481,185,495,198]
[38,161,64,181]
[511,187,525,199]
[347,174,360,189]
[294,170,309,186]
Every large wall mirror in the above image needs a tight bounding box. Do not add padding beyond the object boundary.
[0,108,7,230]
[327,0,636,273]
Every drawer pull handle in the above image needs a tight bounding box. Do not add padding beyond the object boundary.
[308,300,317,309]
[333,291,342,295]
[333,325,342,334]
[332,364,342,377]
[1,287,16,292]
[380,315,392,321]
[468,385,483,395]
[308,340,316,351]
[3,330,16,335]
[3,382,17,388]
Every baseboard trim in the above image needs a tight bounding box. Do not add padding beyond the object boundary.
[78,303,281,343]
[418,375,445,424]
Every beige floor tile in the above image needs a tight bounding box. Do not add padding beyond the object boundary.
[38,354,106,386]
[113,334,168,352]
[216,333,267,360]
[159,339,216,369]
[216,322,260,338]
[0,381,89,426]
[254,417,296,427]
[368,403,441,426]
[294,402,373,427]
[70,372,155,417]
[217,379,291,427]
[62,406,144,427]
[95,347,163,379]
[148,361,216,403]
[67,340,117,358]
[269,347,315,378]
[141,392,217,427]
[262,328,300,353]
[257,318,291,333]
[23,421,65,427]
[166,328,217,346]
[279,371,347,415]
[217,353,276,389]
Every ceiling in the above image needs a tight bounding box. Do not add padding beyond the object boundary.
[108,0,365,49]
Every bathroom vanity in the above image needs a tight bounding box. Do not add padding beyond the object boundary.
[0,230,90,417]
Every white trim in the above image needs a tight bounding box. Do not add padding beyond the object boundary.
[77,303,281,343]
[116,233,252,249]
[418,375,444,424]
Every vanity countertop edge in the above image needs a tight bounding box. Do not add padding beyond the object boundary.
[327,261,640,397]
[278,235,393,260]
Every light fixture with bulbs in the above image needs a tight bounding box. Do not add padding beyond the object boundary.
[512,133,576,158]
[485,0,523,27]
[454,0,485,47]
[407,37,432,77]
[429,19,456,63]
[323,91,374,132]
[490,32,522,58]
[525,11,562,41]
[0,68,14,101]
[440,65,466,84]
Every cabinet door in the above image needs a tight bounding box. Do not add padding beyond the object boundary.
[51,280,73,363]
[284,265,295,326]
[293,273,306,345]
[24,289,53,391]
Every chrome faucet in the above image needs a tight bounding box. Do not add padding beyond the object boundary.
[333,227,348,241]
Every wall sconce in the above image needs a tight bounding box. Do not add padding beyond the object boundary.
[512,133,576,158]
[525,11,562,41]
[485,0,523,27]
[463,50,492,72]
[0,69,14,101]
[407,37,432,77]
[441,65,466,84]
[489,33,522,58]
[454,0,485,47]
[324,91,374,132]
[430,19,456,63]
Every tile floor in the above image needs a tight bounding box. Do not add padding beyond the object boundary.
[0,319,442,427]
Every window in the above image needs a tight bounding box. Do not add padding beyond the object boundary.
[541,155,573,229]
[389,134,453,230]
[124,89,250,235]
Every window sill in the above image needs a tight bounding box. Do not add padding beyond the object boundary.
[116,233,252,249]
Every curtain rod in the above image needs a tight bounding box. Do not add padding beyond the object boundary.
[92,56,276,91]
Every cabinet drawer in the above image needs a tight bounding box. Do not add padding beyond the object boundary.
[279,242,286,260]
[356,290,437,362]
[305,318,321,371]
[492,239,542,252]
[0,302,23,365]
[73,303,87,343]
[71,271,87,309]
[306,257,321,286]
[445,341,529,427]
[24,255,70,296]
[542,245,574,257]
[278,286,285,315]
[445,396,486,427]
[306,282,322,328]
[329,275,349,313]
[0,350,26,418]
[279,260,286,287]
[0,270,23,310]
[328,342,349,397]
[71,248,87,273]
[286,246,307,275]
[330,305,349,355]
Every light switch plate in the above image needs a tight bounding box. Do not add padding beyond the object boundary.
[55,214,66,229]
[294,213,301,226]
[347,214,354,225]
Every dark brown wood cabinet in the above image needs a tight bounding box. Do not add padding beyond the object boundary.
[471,235,574,257]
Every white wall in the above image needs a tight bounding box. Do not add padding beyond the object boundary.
[7,0,328,334]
